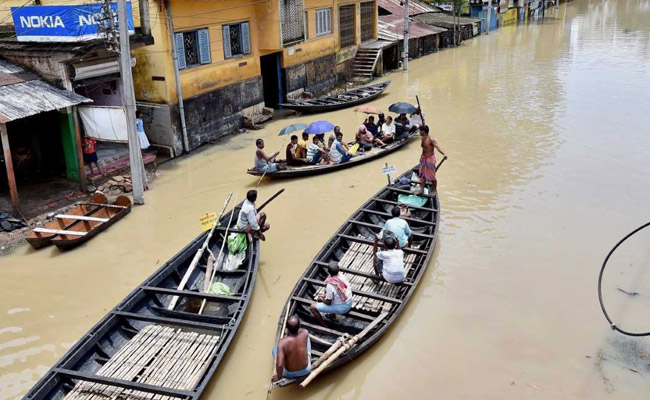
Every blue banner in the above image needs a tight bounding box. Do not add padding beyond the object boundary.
[12,3,134,42]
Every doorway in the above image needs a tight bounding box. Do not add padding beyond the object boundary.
[260,52,284,108]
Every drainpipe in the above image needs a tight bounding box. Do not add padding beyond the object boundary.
[139,0,151,36]
[485,0,491,34]
[165,0,190,153]
[402,0,409,71]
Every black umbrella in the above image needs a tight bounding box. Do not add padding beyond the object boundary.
[388,102,417,114]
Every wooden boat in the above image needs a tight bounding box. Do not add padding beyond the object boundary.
[279,81,391,113]
[273,166,439,387]
[247,131,417,179]
[25,193,108,250]
[23,200,260,400]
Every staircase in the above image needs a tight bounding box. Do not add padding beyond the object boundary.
[352,47,381,80]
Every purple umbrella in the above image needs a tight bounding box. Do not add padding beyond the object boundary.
[305,120,335,135]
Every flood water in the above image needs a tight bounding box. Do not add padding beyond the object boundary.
[2,0,650,398]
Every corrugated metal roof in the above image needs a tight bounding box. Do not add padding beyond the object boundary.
[378,0,438,16]
[379,14,447,41]
[0,58,91,124]
[413,12,481,26]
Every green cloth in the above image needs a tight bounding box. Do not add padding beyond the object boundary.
[397,192,429,207]
[227,232,247,254]
[208,282,232,296]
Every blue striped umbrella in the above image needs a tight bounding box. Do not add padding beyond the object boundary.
[278,123,309,136]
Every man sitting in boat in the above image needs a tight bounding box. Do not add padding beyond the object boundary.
[286,135,308,166]
[380,116,396,143]
[254,139,280,173]
[394,114,411,139]
[272,315,312,382]
[356,125,384,151]
[373,236,405,284]
[329,132,353,164]
[409,108,424,133]
[307,136,330,165]
[382,206,412,249]
[297,132,310,159]
[237,190,270,241]
[310,262,353,327]
[364,116,379,138]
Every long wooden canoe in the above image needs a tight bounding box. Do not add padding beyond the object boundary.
[279,81,390,113]
[25,193,108,250]
[273,166,439,386]
[247,131,417,179]
[23,202,260,400]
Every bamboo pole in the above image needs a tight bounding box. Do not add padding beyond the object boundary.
[311,334,350,368]
[299,312,389,387]
[168,193,233,310]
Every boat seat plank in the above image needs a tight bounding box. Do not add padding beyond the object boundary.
[33,228,86,236]
[141,286,244,302]
[372,197,437,212]
[313,261,413,286]
[78,203,128,209]
[290,296,375,322]
[336,234,428,255]
[359,208,436,226]
[387,187,436,198]
[112,311,232,331]
[52,368,193,397]
[347,220,435,239]
[301,320,347,337]
[55,214,109,223]
[302,277,402,304]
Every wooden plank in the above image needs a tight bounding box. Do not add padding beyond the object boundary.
[302,277,402,304]
[112,311,231,331]
[336,234,428,255]
[78,202,128,209]
[371,197,437,212]
[141,286,243,302]
[0,123,19,212]
[33,228,86,236]
[55,214,109,222]
[53,368,193,398]
[347,220,435,239]
[290,296,375,322]
[360,208,436,226]
[387,187,436,198]
[313,261,413,286]
[300,320,347,337]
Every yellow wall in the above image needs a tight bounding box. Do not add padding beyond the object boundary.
[500,7,518,25]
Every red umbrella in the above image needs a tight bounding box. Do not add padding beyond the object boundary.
[354,105,382,114]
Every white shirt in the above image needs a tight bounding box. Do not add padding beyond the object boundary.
[410,114,423,126]
[376,249,405,283]
[236,199,259,230]
[382,122,395,137]
[325,274,352,304]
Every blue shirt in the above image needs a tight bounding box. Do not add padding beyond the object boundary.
[383,217,412,248]
[136,118,145,132]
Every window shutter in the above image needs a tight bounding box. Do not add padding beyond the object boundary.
[241,22,251,54]
[198,28,211,64]
[327,9,331,32]
[222,25,232,59]
[175,32,186,70]
[317,11,323,34]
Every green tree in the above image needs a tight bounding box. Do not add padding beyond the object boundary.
[432,0,469,46]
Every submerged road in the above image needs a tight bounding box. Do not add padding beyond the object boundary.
[2,0,650,398]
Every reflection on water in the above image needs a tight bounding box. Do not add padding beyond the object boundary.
[2,0,650,398]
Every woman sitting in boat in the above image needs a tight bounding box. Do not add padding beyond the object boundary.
[394,113,411,138]
[329,132,353,164]
[373,236,405,284]
[310,262,353,327]
[254,139,281,173]
[409,107,424,133]
[272,315,312,382]
[356,125,384,151]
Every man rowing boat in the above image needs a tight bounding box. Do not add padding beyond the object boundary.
[418,125,446,196]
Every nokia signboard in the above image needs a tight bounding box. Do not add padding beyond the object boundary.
[11,2,134,42]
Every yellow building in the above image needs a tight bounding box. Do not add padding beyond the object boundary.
[132,0,378,154]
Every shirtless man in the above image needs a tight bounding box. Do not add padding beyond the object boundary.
[418,125,446,195]
[272,315,311,382]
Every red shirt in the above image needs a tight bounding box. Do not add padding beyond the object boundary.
[83,138,96,154]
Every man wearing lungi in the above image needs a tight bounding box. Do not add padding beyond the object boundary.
[418,125,446,195]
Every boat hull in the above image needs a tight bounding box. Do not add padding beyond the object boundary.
[279,81,391,113]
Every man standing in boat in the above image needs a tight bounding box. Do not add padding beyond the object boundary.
[237,190,270,241]
[310,262,353,326]
[272,315,311,382]
[418,125,446,195]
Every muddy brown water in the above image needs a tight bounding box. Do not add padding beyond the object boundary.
[2,0,650,398]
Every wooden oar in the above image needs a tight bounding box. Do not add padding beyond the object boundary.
[299,312,389,387]
[435,156,448,172]
[168,192,233,310]
[257,144,284,187]
[416,95,425,125]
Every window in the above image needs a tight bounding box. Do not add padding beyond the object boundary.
[316,8,332,36]
[360,2,375,42]
[223,22,251,59]
[339,4,356,48]
[281,0,305,45]
[175,29,211,70]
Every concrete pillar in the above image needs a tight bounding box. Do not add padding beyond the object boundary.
[0,123,19,213]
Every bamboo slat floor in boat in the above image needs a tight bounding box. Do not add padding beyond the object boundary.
[314,240,419,313]
[64,325,220,400]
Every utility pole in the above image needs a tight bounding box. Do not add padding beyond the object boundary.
[484,0,492,34]
[403,0,409,70]
[117,0,145,204]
